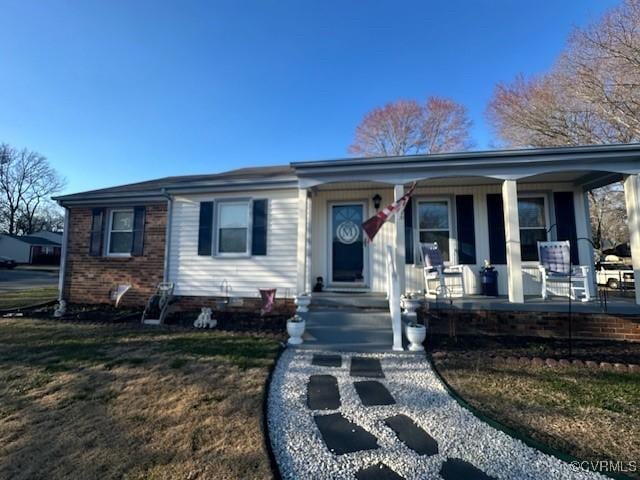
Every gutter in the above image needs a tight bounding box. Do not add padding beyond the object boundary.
[291,143,640,169]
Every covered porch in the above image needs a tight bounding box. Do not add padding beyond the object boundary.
[292,145,640,309]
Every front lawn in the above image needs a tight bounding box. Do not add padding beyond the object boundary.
[0,286,58,309]
[0,319,281,480]
[433,339,640,478]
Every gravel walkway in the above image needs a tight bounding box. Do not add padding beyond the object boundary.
[267,349,606,480]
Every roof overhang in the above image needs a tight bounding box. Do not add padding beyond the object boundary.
[54,177,299,207]
[292,144,640,189]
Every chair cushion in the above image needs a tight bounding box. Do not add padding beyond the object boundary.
[539,244,571,275]
[420,244,444,269]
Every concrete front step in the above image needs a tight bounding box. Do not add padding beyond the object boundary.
[300,308,407,352]
[310,292,389,310]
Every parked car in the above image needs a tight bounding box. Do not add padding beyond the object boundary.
[0,256,17,269]
[596,259,634,289]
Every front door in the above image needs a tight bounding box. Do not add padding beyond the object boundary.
[330,203,367,285]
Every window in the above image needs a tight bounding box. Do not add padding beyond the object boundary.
[107,209,134,255]
[518,197,547,261]
[418,200,451,261]
[216,201,250,255]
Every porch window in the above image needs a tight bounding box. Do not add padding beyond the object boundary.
[418,200,451,261]
[518,197,547,261]
[107,209,134,256]
[216,201,250,255]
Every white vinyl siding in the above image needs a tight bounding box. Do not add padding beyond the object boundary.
[309,182,588,297]
[168,190,298,298]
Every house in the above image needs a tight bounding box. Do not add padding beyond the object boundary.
[30,231,63,244]
[0,233,62,265]
[52,144,640,316]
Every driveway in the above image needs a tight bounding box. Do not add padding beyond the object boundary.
[0,268,59,292]
[268,349,606,479]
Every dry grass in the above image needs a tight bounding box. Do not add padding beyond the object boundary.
[0,287,58,309]
[435,357,640,478]
[0,319,281,480]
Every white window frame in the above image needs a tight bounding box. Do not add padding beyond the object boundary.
[415,197,455,264]
[106,208,134,257]
[215,199,252,257]
[517,193,550,263]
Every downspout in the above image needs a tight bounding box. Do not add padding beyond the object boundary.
[162,189,173,283]
[57,207,70,301]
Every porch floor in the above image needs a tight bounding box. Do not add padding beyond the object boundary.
[426,293,639,315]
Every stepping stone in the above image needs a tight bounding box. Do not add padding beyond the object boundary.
[440,458,495,480]
[384,414,438,456]
[314,413,379,455]
[354,381,395,406]
[356,463,405,480]
[312,354,342,368]
[307,375,340,410]
[350,357,385,378]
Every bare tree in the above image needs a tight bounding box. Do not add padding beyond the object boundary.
[0,143,65,235]
[563,0,640,143]
[486,1,640,251]
[16,204,65,234]
[349,96,473,156]
[487,0,640,148]
[589,185,629,250]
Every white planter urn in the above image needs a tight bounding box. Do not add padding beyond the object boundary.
[406,323,426,352]
[401,295,422,320]
[286,316,306,345]
[295,294,311,313]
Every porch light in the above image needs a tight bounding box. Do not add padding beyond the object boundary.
[372,194,382,210]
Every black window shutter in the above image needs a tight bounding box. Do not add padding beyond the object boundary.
[456,195,476,264]
[89,208,105,256]
[252,199,268,256]
[486,194,507,264]
[553,192,579,265]
[198,201,214,256]
[131,206,146,256]
[404,198,414,264]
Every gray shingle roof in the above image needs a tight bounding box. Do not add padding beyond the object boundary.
[3,234,61,246]
[53,165,295,203]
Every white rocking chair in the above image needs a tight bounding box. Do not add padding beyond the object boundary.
[420,242,465,299]
[537,241,592,302]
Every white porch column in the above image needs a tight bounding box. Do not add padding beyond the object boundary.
[296,188,309,295]
[394,185,406,294]
[305,191,313,294]
[624,174,640,305]
[502,180,524,303]
[575,189,597,294]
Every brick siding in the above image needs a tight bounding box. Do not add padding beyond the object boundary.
[422,308,640,342]
[63,204,167,307]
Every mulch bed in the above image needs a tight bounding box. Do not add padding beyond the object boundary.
[427,332,640,365]
[164,309,289,334]
[4,303,290,337]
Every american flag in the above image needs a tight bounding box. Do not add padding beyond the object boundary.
[362,183,416,243]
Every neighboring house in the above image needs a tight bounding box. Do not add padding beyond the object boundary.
[30,231,63,244]
[53,144,640,308]
[0,233,62,265]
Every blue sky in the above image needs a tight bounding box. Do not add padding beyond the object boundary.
[0,0,619,194]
